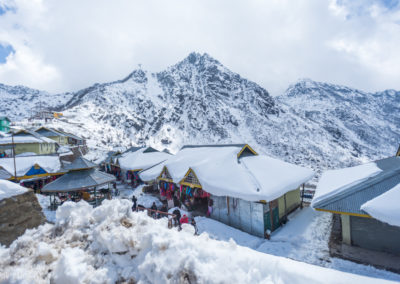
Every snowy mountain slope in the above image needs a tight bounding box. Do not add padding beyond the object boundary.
[0,83,73,120]
[277,79,400,163]
[1,53,399,173]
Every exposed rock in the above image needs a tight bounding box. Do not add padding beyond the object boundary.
[0,190,45,246]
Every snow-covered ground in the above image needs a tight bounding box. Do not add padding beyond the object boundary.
[197,207,400,282]
[1,199,397,283]
[35,194,56,223]
[32,181,400,282]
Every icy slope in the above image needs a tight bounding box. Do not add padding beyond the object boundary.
[1,53,399,172]
[0,199,395,284]
[0,83,73,120]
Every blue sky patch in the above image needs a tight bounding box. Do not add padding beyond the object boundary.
[0,44,15,63]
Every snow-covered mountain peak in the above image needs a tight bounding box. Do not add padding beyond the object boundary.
[0,53,398,174]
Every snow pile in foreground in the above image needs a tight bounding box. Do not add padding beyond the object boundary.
[0,199,395,284]
[361,183,400,227]
[0,180,28,200]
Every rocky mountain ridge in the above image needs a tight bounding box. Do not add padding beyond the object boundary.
[1,52,399,173]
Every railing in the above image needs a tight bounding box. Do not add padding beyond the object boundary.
[135,207,179,228]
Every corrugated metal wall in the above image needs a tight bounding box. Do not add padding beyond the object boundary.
[350,216,400,255]
[210,195,265,238]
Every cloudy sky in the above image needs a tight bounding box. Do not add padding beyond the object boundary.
[0,0,399,96]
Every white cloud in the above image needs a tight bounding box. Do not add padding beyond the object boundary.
[0,0,399,95]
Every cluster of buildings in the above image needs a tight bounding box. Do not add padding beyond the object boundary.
[2,114,400,271]
[102,144,314,238]
[101,142,400,271]
[0,120,89,193]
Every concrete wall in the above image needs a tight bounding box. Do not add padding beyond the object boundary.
[350,216,400,255]
[14,143,56,155]
[15,143,41,155]
[210,195,265,238]
[341,214,351,245]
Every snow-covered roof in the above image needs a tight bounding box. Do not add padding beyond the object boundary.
[312,156,400,219]
[64,157,97,171]
[35,127,67,137]
[0,167,12,179]
[0,155,62,177]
[0,180,29,200]
[360,183,400,227]
[16,152,37,157]
[312,162,382,206]
[0,129,56,145]
[118,147,171,171]
[140,145,314,202]
[42,169,115,192]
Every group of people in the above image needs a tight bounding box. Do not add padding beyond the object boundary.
[0,151,9,158]
[131,195,197,234]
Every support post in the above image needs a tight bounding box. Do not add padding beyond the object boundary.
[300,184,305,209]
[95,187,98,207]
[269,201,274,232]
[284,193,288,221]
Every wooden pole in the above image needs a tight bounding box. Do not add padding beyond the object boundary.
[95,187,98,207]
[11,132,17,181]
[300,184,305,209]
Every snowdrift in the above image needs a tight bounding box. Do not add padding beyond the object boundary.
[0,199,395,283]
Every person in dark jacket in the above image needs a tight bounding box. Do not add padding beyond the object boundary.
[172,209,181,229]
[150,202,157,218]
[131,195,137,211]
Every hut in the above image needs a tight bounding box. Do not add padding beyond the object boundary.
[312,156,400,262]
[396,144,400,157]
[41,157,115,208]
[35,127,69,145]
[35,127,86,147]
[118,146,171,187]
[0,116,11,133]
[0,129,57,156]
[140,144,314,237]
[0,155,64,191]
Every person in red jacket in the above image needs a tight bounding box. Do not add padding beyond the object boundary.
[180,214,189,224]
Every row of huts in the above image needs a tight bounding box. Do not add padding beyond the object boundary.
[103,144,314,238]
[105,142,400,265]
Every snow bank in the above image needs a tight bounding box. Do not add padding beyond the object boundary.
[361,183,400,227]
[312,162,382,206]
[0,155,62,177]
[118,148,170,171]
[0,180,28,200]
[140,146,313,202]
[0,199,394,284]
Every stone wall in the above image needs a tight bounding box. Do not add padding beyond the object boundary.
[0,190,45,246]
